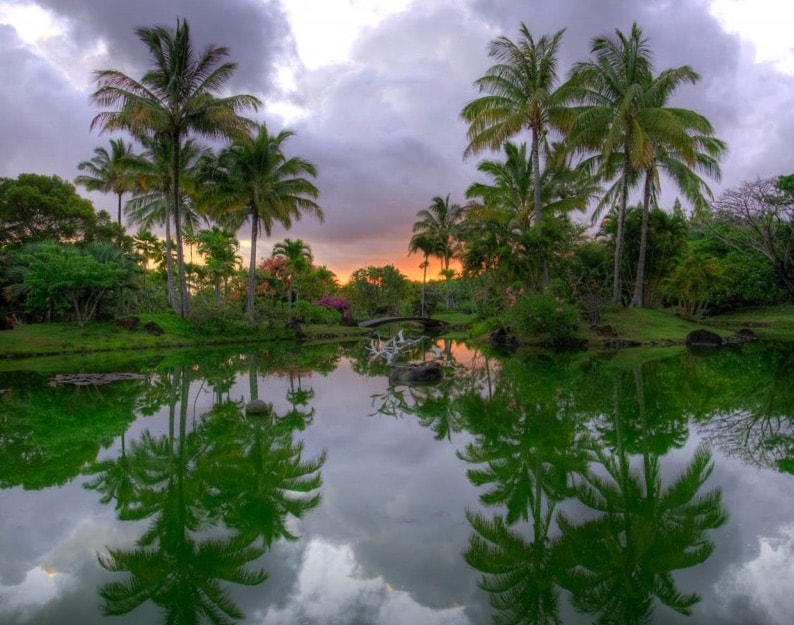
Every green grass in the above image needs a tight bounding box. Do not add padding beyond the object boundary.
[2,305,792,368]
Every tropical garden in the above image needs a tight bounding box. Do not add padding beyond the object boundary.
[1,18,793,351]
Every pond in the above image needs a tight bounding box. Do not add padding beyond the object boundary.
[0,337,793,625]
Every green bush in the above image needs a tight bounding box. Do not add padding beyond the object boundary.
[293,299,342,325]
[508,291,579,347]
[188,299,251,335]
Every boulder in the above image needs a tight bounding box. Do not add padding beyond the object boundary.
[143,321,164,336]
[245,400,273,417]
[114,316,140,330]
[735,328,759,342]
[489,327,517,350]
[389,361,444,386]
[685,329,724,347]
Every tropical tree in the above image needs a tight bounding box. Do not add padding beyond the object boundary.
[461,25,574,286]
[567,23,656,303]
[461,25,572,230]
[208,123,322,321]
[411,195,464,310]
[124,135,212,313]
[75,138,137,225]
[407,231,436,316]
[0,173,99,252]
[271,238,313,317]
[628,80,724,307]
[465,141,596,290]
[197,227,240,303]
[90,18,260,316]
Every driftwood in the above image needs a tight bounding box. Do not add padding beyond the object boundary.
[49,373,146,386]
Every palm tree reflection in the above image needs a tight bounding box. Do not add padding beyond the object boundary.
[460,358,727,624]
[86,364,325,624]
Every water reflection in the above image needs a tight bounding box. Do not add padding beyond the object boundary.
[456,353,733,624]
[82,358,327,624]
[1,340,794,624]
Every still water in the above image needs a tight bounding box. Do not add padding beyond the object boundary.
[1,338,793,625]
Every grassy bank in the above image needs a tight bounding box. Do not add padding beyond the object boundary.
[0,312,369,361]
[1,305,793,368]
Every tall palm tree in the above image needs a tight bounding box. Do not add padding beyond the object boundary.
[411,195,464,310]
[465,141,598,288]
[124,134,211,313]
[407,232,436,316]
[631,117,724,307]
[567,22,720,305]
[90,18,260,317]
[461,25,574,286]
[209,123,322,321]
[271,238,313,317]
[75,138,136,226]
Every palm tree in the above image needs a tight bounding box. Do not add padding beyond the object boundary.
[197,227,240,303]
[631,118,724,307]
[407,232,436,316]
[271,238,313,317]
[465,141,598,289]
[209,123,322,321]
[411,195,464,310]
[567,23,721,305]
[75,138,136,226]
[461,25,574,286]
[124,134,212,313]
[90,18,260,317]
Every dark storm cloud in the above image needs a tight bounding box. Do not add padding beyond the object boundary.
[3,0,794,279]
[34,0,292,95]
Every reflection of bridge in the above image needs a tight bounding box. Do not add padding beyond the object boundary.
[358,316,446,329]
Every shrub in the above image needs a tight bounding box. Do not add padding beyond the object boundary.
[188,299,251,335]
[508,291,579,347]
[293,299,342,325]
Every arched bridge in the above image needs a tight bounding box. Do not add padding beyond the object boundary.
[358,316,447,329]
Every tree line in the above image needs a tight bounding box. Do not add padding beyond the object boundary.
[1,18,792,332]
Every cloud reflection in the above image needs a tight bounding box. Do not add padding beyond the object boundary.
[716,522,794,624]
[259,539,471,625]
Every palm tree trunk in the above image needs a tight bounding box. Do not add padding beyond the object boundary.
[631,172,653,308]
[531,129,550,289]
[116,192,123,226]
[164,207,178,313]
[613,152,631,304]
[247,218,258,321]
[172,136,190,318]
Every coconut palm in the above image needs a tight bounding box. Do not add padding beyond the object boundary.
[90,18,260,317]
[567,23,722,306]
[408,232,436,316]
[75,138,137,226]
[461,25,575,286]
[631,120,725,307]
[271,237,313,317]
[124,134,212,312]
[465,141,598,289]
[209,123,322,321]
[411,195,464,310]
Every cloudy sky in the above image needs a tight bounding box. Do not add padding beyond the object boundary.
[1,0,793,282]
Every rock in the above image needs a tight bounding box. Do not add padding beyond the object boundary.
[143,321,164,336]
[735,328,759,342]
[287,320,307,338]
[245,400,273,417]
[389,361,444,386]
[489,327,516,350]
[685,329,724,347]
[49,373,146,386]
[114,316,140,330]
